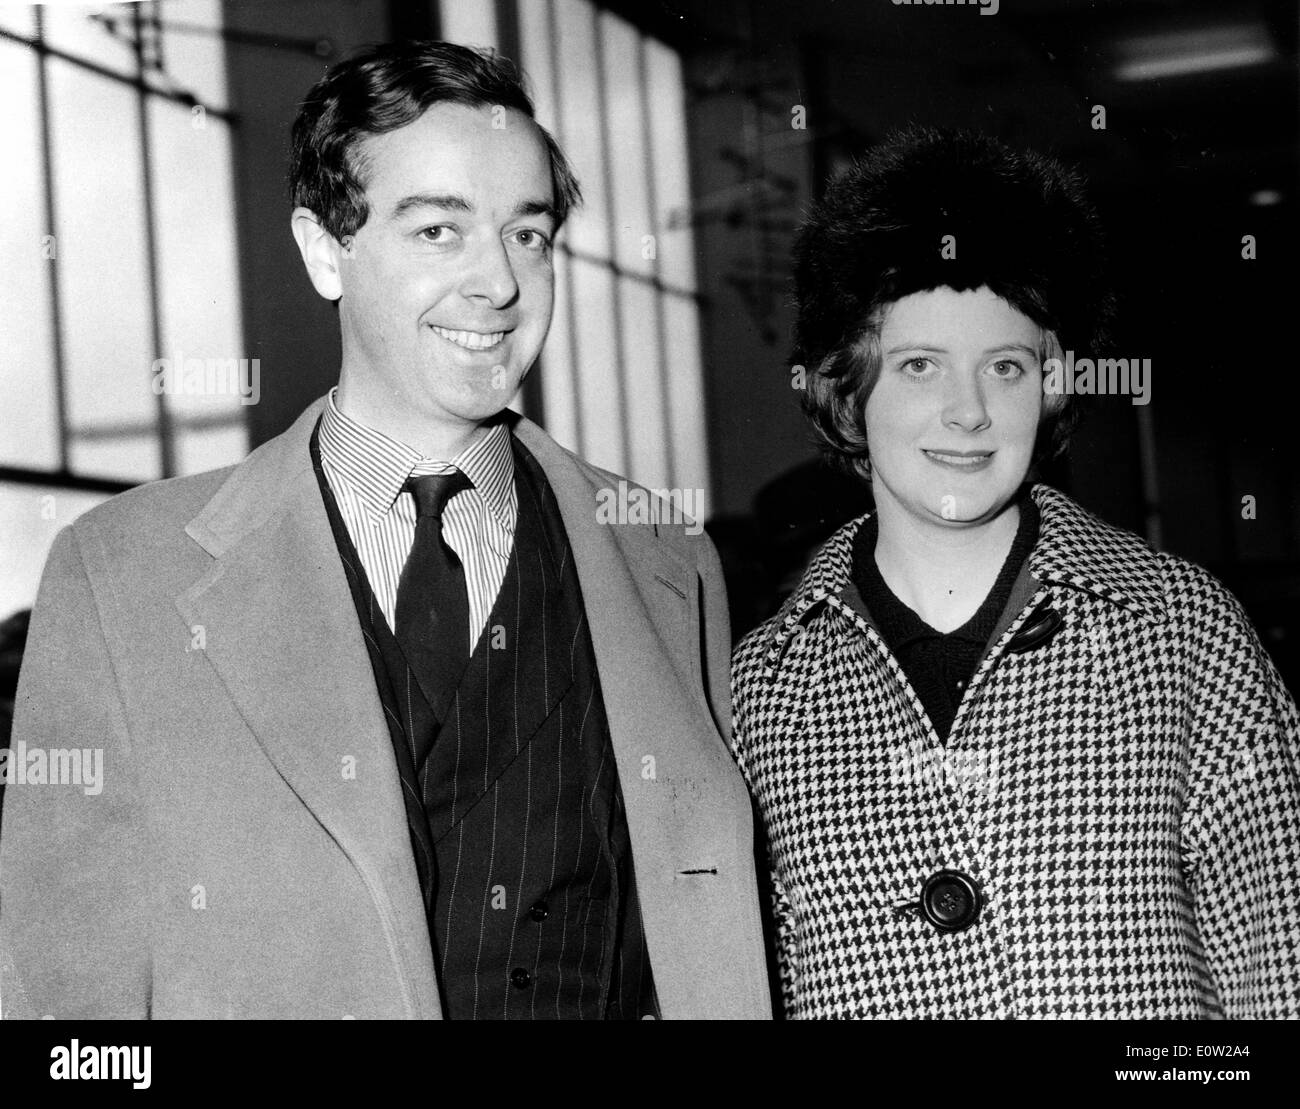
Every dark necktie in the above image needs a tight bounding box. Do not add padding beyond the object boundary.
[395,470,474,739]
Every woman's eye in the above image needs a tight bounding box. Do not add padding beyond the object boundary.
[903,357,931,375]
[991,359,1024,378]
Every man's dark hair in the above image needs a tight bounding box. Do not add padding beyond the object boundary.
[289,40,582,242]
[792,127,1115,480]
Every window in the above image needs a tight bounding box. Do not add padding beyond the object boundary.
[0,0,247,619]
[440,0,712,504]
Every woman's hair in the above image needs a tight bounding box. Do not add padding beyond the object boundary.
[289,40,582,243]
[792,127,1114,480]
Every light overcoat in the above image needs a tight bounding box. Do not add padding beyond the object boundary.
[0,398,772,1020]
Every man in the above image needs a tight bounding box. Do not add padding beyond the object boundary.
[0,41,770,1020]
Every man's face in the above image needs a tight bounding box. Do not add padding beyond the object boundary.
[335,102,556,441]
[864,285,1047,528]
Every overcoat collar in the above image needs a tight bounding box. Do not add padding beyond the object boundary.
[764,483,1168,667]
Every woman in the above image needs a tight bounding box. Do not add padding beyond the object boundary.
[731,128,1300,1018]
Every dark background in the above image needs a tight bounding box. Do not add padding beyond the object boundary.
[643,0,1300,686]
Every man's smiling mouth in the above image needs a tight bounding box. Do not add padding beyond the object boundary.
[430,325,507,351]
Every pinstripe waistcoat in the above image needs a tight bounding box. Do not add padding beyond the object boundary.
[731,484,1300,1019]
[314,425,653,1018]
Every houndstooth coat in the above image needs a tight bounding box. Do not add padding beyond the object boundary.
[731,484,1300,1019]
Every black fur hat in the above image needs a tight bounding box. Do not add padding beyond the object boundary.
[792,127,1114,371]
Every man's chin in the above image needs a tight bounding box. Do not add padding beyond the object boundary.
[454,383,522,418]
[433,396,515,431]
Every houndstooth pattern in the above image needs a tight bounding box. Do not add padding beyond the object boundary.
[731,484,1300,1019]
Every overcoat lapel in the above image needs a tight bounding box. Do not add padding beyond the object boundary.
[175,400,443,1019]
[511,418,736,1017]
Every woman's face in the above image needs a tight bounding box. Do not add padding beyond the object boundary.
[864,285,1047,530]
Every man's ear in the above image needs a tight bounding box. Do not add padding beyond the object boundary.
[291,207,347,301]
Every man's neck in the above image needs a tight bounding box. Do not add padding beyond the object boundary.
[334,381,486,461]
[871,494,1021,633]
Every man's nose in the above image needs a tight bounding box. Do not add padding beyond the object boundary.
[942,371,991,431]
[460,238,519,308]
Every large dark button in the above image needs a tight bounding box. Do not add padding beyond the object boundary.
[920,869,982,933]
[1006,602,1064,654]
[510,967,532,990]
[528,900,548,923]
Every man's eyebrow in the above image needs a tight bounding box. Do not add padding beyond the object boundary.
[389,193,473,220]
[387,194,558,223]
[513,198,558,221]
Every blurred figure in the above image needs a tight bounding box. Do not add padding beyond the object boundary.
[0,609,32,826]
[708,459,872,645]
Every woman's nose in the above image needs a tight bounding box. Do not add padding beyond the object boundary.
[942,372,990,431]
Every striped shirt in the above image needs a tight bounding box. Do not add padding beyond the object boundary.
[317,388,517,648]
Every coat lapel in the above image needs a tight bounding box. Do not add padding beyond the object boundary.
[511,418,740,1017]
[175,400,442,1019]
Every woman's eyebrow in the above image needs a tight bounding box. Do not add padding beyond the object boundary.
[983,342,1040,357]
[884,342,1040,356]
[884,343,948,355]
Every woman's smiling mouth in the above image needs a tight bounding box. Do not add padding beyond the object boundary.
[922,449,994,471]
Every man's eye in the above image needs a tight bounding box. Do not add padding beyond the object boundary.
[418,226,457,243]
[510,228,551,251]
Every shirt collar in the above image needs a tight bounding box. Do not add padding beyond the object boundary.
[318,387,515,529]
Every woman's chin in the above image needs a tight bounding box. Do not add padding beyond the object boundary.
[909,490,1019,528]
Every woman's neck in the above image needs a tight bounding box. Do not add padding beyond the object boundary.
[871,494,1022,633]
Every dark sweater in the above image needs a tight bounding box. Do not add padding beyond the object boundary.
[851,495,1039,741]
